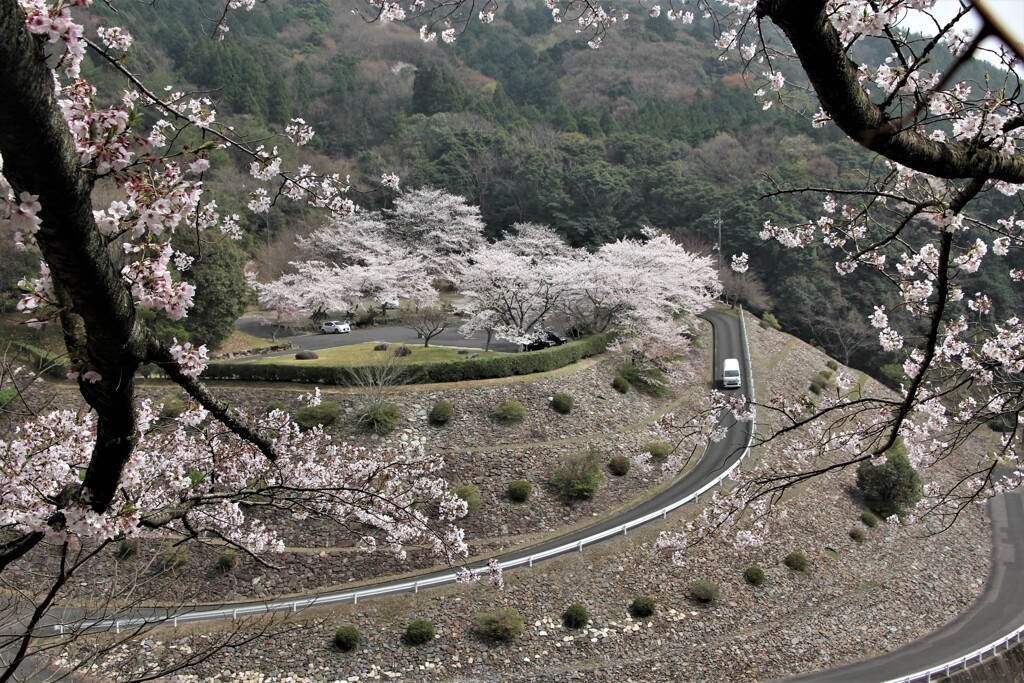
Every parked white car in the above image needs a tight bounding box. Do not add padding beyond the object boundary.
[320,320,351,334]
[382,299,400,310]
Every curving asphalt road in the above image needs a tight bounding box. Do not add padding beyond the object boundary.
[784,484,1024,682]
[58,310,753,633]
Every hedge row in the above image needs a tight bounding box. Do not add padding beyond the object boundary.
[8,340,70,379]
[202,332,616,385]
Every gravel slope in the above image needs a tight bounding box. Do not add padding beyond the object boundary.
[54,315,994,682]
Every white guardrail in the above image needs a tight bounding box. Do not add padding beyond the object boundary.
[882,626,1024,682]
[59,309,759,636]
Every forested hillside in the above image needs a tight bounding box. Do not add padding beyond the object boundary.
[60,0,1022,378]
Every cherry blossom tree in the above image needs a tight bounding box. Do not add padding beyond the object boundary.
[455,224,578,346]
[255,191,480,323]
[563,229,721,360]
[383,186,487,281]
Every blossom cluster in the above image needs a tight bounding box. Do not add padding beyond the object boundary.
[0,396,469,563]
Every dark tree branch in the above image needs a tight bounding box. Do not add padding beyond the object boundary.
[756,0,1024,183]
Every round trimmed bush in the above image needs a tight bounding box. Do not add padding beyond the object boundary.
[394,345,412,357]
[562,603,589,629]
[294,350,319,360]
[494,399,527,423]
[373,343,389,351]
[295,401,341,431]
[784,551,808,572]
[744,565,765,587]
[217,551,238,574]
[856,444,922,518]
[607,454,631,476]
[404,619,435,645]
[157,545,188,574]
[861,510,880,528]
[455,484,482,514]
[159,394,185,418]
[265,399,286,413]
[550,450,603,500]
[115,539,139,560]
[429,400,455,425]
[611,375,630,394]
[334,625,361,652]
[506,479,532,503]
[849,528,866,543]
[361,402,402,435]
[551,393,574,414]
[689,579,721,604]
[645,440,673,459]
[629,595,656,618]
[475,607,524,642]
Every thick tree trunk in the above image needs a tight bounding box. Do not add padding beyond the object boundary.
[0,1,148,513]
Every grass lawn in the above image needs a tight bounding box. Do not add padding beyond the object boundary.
[216,330,282,355]
[243,343,507,367]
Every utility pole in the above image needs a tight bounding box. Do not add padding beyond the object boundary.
[713,212,723,272]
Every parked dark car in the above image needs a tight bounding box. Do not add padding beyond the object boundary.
[525,331,569,351]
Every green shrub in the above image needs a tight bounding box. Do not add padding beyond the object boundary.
[826,359,840,371]
[645,440,673,459]
[607,454,631,476]
[334,625,361,652]
[404,619,435,645]
[849,528,866,543]
[295,401,341,430]
[506,479,532,503]
[295,350,319,360]
[744,565,765,587]
[265,399,286,413]
[784,551,808,572]
[861,510,880,528]
[816,370,833,382]
[494,399,527,423]
[761,312,782,330]
[115,539,139,560]
[550,450,603,500]
[611,375,630,393]
[361,402,402,434]
[455,484,482,514]
[394,345,412,357]
[159,393,185,418]
[157,545,188,574]
[562,603,589,629]
[373,342,389,351]
[856,442,922,519]
[618,364,668,397]
[217,551,238,574]
[475,607,524,642]
[808,381,823,395]
[629,595,656,618]
[689,580,721,604]
[0,387,16,410]
[429,400,454,425]
[550,393,574,414]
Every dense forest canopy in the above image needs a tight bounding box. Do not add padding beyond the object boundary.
[61,0,1019,380]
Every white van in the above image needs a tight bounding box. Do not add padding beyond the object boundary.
[722,358,742,389]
